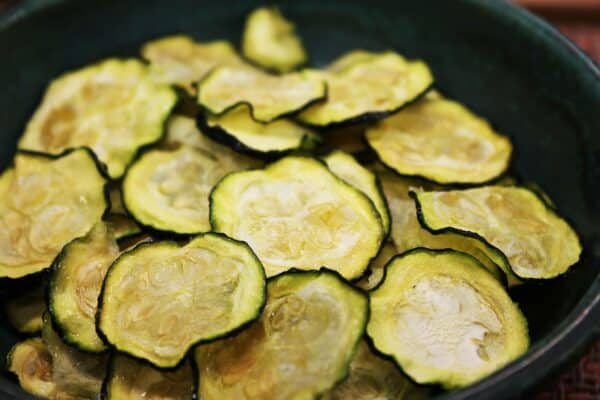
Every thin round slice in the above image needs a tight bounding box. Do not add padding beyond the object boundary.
[163,115,261,171]
[322,340,430,400]
[210,156,384,279]
[413,186,582,279]
[201,103,321,156]
[48,223,120,353]
[142,35,244,95]
[0,149,107,278]
[18,59,177,178]
[297,52,433,127]
[7,338,56,398]
[379,173,507,284]
[242,7,307,73]
[323,150,390,236]
[195,269,368,400]
[98,233,266,368]
[5,284,45,334]
[367,249,529,389]
[366,94,512,184]
[123,145,248,234]
[102,354,193,400]
[197,65,326,122]
[42,313,108,398]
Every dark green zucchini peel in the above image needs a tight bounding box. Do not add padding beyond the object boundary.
[210,156,384,279]
[18,59,177,178]
[195,269,368,400]
[98,233,266,368]
[367,248,529,389]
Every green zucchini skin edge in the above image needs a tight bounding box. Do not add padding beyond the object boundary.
[365,247,529,388]
[409,189,583,282]
[208,155,386,280]
[95,232,267,371]
[193,267,370,400]
[196,112,321,159]
[194,68,328,124]
[296,82,434,130]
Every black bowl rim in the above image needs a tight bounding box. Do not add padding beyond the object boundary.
[0,0,598,399]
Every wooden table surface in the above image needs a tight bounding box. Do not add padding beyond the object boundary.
[0,0,598,399]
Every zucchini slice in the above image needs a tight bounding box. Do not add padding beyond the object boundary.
[197,65,326,122]
[242,7,307,73]
[297,52,433,127]
[102,354,194,399]
[202,103,321,156]
[164,115,261,170]
[5,284,45,334]
[210,156,384,279]
[322,340,430,400]
[365,94,512,184]
[0,149,107,279]
[42,313,108,398]
[379,173,507,284]
[105,213,142,240]
[123,145,250,234]
[326,50,381,73]
[48,223,120,353]
[367,249,529,388]
[142,35,244,95]
[7,338,56,398]
[195,269,368,400]
[413,186,582,280]
[323,150,390,236]
[98,233,266,368]
[355,242,397,291]
[18,59,177,179]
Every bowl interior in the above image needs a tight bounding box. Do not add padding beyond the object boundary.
[0,0,599,399]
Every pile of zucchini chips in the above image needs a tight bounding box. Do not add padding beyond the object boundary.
[4,6,581,400]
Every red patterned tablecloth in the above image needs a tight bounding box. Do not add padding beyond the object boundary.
[0,0,598,398]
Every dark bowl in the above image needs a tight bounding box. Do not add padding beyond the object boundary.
[0,0,599,399]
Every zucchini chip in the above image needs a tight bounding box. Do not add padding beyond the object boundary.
[0,149,107,279]
[242,7,307,73]
[195,269,368,400]
[380,173,507,284]
[123,145,249,234]
[355,242,397,291]
[7,338,56,398]
[42,313,108,398]
[163,115,261,170]
[413,186,582,279]
[365,94,512,184]
[202,104,321,156]
[323,150,390,235]
[102,354,193,400]
[322,340,430,400]
[5,284,45,334]
[105,213,142,240]
[98,233,266,368]
[197,65,326,122]
[142,35,244,95]
[326,50,381,73]
[367,249,529,388]
[48,223,120,353]
[210,156,384,279]
[18,59,177,179]
[297,52,433,127]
